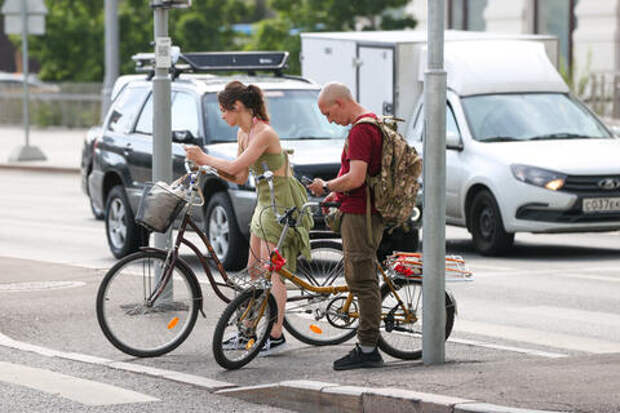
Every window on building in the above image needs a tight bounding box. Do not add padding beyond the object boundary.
[448,0,488,31]
[534,0,578,75]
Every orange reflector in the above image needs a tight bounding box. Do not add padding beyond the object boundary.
[310,324,323,334]
[167,317,179,330]
[246,338,255,350]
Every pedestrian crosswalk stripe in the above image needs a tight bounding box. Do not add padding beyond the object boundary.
[455,320,620,354]
[0,362,159,406]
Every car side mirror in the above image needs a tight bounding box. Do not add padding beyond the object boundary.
[172,130,200,145]
[446,130,463,150]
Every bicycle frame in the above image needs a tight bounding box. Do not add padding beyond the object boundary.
[142,171,240,307]
[270,255,415,324]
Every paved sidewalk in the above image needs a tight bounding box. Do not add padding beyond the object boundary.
[1,256,620,413]
[0,126,85,172]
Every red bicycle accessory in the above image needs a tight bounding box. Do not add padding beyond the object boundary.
[394,263,414,276]
[269,249,286,272]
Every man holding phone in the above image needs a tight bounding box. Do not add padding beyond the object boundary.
[307,81,385,371]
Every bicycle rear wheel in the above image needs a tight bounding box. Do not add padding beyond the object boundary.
[212,288,277,370]
[283,240,357,346]
[96,251,200,357]
[377,278,455,360]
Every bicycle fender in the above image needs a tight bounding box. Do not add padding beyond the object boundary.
[139,247,205,318]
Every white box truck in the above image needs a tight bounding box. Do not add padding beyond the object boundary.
[300,30,559,124]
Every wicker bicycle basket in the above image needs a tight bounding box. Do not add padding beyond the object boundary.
[135,181,187,233]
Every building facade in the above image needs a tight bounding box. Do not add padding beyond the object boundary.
[408,0,619,82]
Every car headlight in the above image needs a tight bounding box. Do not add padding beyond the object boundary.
[510,164,566,191]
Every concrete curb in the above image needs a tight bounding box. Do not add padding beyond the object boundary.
[0,163,80,174]
[215,380,565,413]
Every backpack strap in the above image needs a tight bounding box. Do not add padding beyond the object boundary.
[352,116,383,244]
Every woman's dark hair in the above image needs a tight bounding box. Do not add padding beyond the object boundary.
[217,80,269,121]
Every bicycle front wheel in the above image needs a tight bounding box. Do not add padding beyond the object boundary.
[96,251,200,358]
[212,288,277,370]
[283,240,357,346]
[377,278,455,360]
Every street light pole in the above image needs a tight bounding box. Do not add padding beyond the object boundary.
[2,0,47,161]
[422,0,447,365]
[101,0,119,121]
[151,1,172,253]
[20,0,30,149]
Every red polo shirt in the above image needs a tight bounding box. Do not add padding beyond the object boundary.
[335,113,382,214]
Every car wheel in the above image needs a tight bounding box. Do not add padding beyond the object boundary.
[205,192,248,271]
[377,226,419,262]
[470,190,514,255]
[105,185,147,258]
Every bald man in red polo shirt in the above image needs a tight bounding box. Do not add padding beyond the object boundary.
[308,82,385,371]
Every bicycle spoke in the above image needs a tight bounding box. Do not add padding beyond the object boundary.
[97,252,198,357]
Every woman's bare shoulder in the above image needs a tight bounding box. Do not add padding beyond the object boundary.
[254,122,279,143]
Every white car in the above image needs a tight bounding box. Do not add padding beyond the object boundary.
[407,41,620,255]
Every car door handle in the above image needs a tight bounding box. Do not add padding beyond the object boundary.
[123,142,133,155]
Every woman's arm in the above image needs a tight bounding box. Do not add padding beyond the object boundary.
[184,127,275,183]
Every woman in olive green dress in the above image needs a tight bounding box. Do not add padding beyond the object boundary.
[184,80,313,356]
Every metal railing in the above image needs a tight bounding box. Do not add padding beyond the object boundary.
[581,71,620,120]
[0,82,101,128]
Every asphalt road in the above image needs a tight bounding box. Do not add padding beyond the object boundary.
[2,169,620,412]
[3,169,619,357]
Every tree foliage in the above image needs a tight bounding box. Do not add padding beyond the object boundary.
[13,0,252,81]
[5,0,415,80]
[246,0,416,74]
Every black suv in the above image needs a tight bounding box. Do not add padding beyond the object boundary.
[81,51,419,270]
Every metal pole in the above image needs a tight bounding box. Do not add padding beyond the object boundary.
[422,0,447,365]
[101,0,119,121]
[8,0,46,162]
[21,0,29,147]
[152,2,172,256]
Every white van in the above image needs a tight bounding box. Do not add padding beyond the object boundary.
[406,40,620,254]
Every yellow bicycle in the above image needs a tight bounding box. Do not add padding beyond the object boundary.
[212,169,472,370]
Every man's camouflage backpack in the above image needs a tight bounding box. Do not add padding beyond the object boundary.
[353,115,423,242]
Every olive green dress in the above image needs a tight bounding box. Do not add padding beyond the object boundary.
[249,151,313,272]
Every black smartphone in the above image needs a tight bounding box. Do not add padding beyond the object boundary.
[300,176,313,186]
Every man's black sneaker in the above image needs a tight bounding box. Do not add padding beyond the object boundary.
[333,344,384,370]
[259,334,287,356]
[221,333,257,350]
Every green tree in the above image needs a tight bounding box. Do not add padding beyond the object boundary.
[269,0,415,31]
[17,1,105,81]
[12,0,254,81]
[247,0,416,75]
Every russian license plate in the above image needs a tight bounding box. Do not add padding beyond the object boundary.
[582,197,620,213]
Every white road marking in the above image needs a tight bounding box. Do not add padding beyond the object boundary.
[448,337,566,358]
[456,320,620,353]
[0,361,159,406]
[0,332,235,392]
[473,267,620,280]
[514,306,620,326]
[0,281,86,292]
[560,273,620,283]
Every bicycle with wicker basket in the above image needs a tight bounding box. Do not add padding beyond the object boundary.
[211,168,474,370]
[95,161,346,358]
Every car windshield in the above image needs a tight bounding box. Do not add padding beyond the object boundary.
[461,93,612,142]
[203,89,348,143]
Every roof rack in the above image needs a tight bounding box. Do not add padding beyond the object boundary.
[131,49,290,80]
